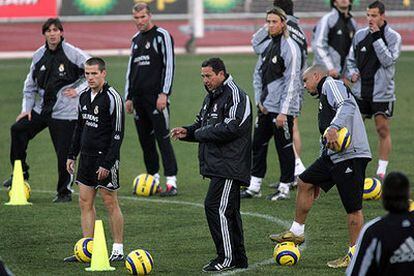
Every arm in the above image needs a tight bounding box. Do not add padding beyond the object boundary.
[67,102,84,161]
[372,30,401,68]
[326,79,356,129]
[251,25,271,55]
[101,89,125,170]
[21,61,38,114]
[181,114,202,142]
[312,15,335,71]
[195,90,251,143]
[124,41,135,102]
[345,37,360,82]
[159,30,175,96]
[63,44,90,97]
[253,56,263,107]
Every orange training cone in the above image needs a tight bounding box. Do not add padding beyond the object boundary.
[5,160,32,206]
[85,220,115,271]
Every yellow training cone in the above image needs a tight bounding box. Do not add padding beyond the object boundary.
[85,220,115,271]
[5,160,32,206]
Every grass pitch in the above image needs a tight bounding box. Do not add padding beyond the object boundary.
[1,53,414,275]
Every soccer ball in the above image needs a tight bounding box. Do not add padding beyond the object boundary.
[8,181,31,200]
[74,238,93,263]
[273,241,301,266]
[363,177,382,200]
[323,127,351,152]
[125,249,154,275]
[133,174,159,197]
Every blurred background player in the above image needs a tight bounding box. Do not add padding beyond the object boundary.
[65,57,125,262]
[243,0,307,199]
[3,18,90,203]
[347,172,414,275]
[346,0,401,180]
[312,0,356,78]
[270,64,371,268]
[124,2,178,196]
[171,58,251,273]
[246,7,302,201]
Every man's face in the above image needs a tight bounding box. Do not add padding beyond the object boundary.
[303,72,319,96]
[267,13,285,37]
[44,24,62,48]
[333,0,351,10]
[133,9,152,32]
[85,64,106,90]
[367,7,385,29]
[201,66,224,91]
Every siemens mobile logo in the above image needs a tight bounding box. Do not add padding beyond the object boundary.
[134,55,150,66]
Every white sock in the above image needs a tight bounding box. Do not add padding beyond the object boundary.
[112,243,123,255]
[376,160,388,176]
[294,158,306,176]
[153,173,160,183]
[278,182,290,194]
[166,176,177,188]
[249,176,262,193]
[289,221,305,236]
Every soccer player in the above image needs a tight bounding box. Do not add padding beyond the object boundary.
[247,7,302,201]
[270,64,372,268]
[346,0,401,180]
[171,58,251,273]
[244,0,307,199]
[65,57,125,262]
[347,172,414,275]
[125,2,178,196]
[312,0,356,78]
[3,18,90,203]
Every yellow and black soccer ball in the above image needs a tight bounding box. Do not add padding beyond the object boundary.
[363,177,382,200]
[8,181,31,200]
[323,127,352,152]
[125,249,154,275]
[133,174,159,197]
[74,237,93,263]
[273,241,301,266]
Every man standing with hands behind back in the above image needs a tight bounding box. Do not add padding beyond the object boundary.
[125,2,178,196]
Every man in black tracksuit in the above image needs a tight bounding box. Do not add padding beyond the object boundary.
[125,3,178,196]
[3,18,90,203]
[347,172,414,275]
[171,58,252,273]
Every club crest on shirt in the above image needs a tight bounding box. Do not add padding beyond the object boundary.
[213,103,217,112]
[145,41,151,49]
[94,105,99,115]
[272,56,278,64]
[59,64,65,72]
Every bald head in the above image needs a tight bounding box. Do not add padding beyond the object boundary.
[304,64,328,77]
[303,64,329,95]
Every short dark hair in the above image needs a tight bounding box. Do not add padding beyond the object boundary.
[133,2,151,14]
[85,57,106,71]
[42,18,63,35]
[382,172,410,213]
[273,0,293,16]
[201,57,227,75]
[368,1,385,14]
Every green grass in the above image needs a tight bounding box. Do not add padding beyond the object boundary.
[0,53,414,275]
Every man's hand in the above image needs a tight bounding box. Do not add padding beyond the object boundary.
[328,69,339,79]
[258,103,268,114]
[324,127,339,150]
[275,113,287,128]
[171,127,187,140]
[369,22,380,33]
[63,88,78,98]
[351,73,360,83]
[156,93,168,111]
[125,100,134,114]
[16,111,31,122]
[66,159,75,174]
[96,166,109,181]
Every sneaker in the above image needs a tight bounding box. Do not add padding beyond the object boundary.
[291,176,299,189]
[109,253,124,262]
[202,260,235,273]
[240,189,261,199]
[53,194,72,203]
[269,230,305,245]
[327,254,351,268]
[3,171,29,188]
[266,190,289,201]
[159,185,177,197]
[268,182,279,189]
[63,255,78,263]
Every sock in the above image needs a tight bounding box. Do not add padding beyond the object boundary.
[153,173,160,184]
[278,182,290,194]
[376,160,388,176]
[348,245,356,258]
[166,176,177,188]
[249,176,262,192]
[294,158,306,176]
[289,221,305,236]
[112,243,123,255]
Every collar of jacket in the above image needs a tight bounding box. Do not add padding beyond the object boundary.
[380,21,388,33]
[88,81,110,95]
[333,7,352,19]
[271,33,283,43]
[317,76,328,96]
[142,25,157,35]
[205,74,233,99]
[45,37,64,52]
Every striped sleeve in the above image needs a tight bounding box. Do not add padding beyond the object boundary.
[325,78,355,129]
[312,11,335,70]
[157,28,175,95]
[372,27,401,68]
